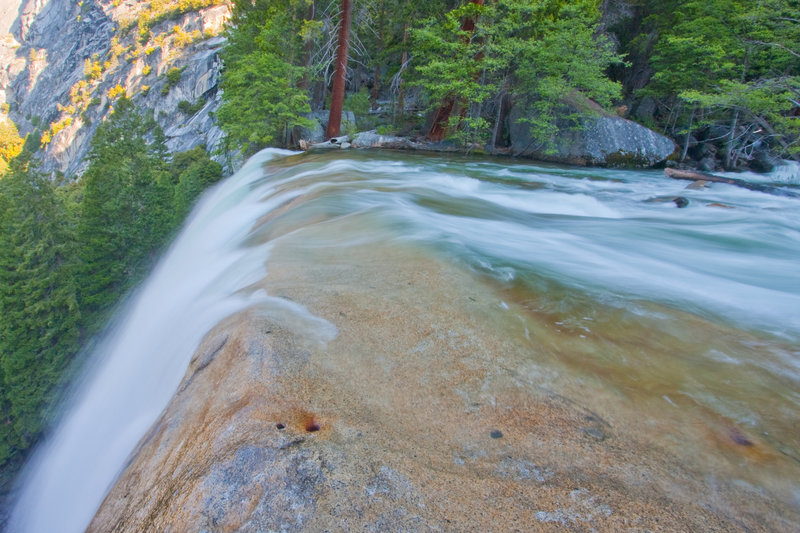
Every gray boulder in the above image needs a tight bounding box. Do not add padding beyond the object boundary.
[509,105,676,167]
[351,130,412,149]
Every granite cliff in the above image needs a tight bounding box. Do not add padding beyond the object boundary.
[0,0,231,176]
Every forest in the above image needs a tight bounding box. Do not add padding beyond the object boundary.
[0,0,799,498]
[0,99,221,486]
[217,0,800,170]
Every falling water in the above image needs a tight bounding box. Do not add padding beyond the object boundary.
[9,149,800,530]
[8,148,298,533]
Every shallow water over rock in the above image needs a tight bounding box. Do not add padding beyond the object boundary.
[12,150,800,531]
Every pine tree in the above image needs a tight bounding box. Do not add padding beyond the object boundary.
[76,98,173,324]
[0,156,81,465]
[412,0,622,148]
[326,0,353,138]
[217,0,312,152]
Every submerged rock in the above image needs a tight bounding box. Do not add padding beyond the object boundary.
[88,241,798,532]
[509,105,676,167]
[673,196,689,208]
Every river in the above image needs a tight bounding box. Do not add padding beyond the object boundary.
[9,149,800,531]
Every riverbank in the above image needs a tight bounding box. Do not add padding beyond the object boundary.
[306,129,800,184]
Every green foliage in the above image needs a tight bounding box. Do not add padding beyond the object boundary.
[412,0,622,148]
[217,0,312,153]
[344,87,377,131]
[0,100,225,478]
[0,157,81,467]
[177,98,205,115]
[161,66,186,96]
[165,66,184,87]
[643,0,800,165]
[344,88,372,116]
[76,98,173,320]
[171,145,223,220]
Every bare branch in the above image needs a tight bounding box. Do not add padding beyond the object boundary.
[749,39,800,58]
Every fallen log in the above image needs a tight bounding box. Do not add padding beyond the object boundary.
[664,168,800,198]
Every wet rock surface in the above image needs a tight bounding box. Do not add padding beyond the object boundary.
[90,241,800,531]
[509,105,676,167]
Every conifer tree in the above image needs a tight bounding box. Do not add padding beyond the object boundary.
[77,98,173,324]
[218,0,312,152]
[0,156,81,465]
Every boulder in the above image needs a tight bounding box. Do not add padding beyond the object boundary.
[748,147,782,173]
[351,130,412,149]
[508,105,676,167]
[292,111,326,145]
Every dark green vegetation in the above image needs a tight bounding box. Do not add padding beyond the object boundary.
[216,0,313,152]
[616,0,800,168]
[219,0,800,170]
[0,98,222,485]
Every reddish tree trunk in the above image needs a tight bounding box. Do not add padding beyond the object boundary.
[326,0,352,139]
[428,0,484,142]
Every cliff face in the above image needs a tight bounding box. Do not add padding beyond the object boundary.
[0,0,231,176]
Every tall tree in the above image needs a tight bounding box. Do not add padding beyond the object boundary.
[326,0,353,138]
[218,0,312,152]
[427,0,485,141]
[77,98,173,323]
[413,0,621,148]
[647,0,800,167]
[0,156,81,465]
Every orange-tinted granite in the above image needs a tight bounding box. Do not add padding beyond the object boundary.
[90,242,800,532]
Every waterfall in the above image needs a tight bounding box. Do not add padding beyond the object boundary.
[8,149,296,533]
[8,148,800,530]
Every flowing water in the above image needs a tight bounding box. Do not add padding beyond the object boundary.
[9,149,800,531]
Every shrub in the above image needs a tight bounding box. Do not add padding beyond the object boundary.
[108,84,127,100]
[161,67,184,95]
[177,99,204,115]
[166,67,183,86]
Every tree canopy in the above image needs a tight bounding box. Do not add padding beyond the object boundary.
[217,0,799,169]
[0,98,221,482]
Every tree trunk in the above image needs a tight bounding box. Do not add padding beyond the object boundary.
[427,0,484,141]
[665,168,800,198]
[681,107,695,162]
[724,109,740,170]
[326,0,352,139]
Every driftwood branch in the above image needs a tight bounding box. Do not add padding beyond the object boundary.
[664,168,800,198]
